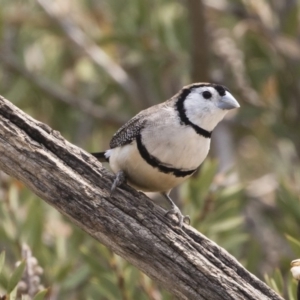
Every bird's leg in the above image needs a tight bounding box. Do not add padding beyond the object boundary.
[110,170,126,196]
[162,193,190,228]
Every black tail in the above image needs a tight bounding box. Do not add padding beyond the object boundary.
[91,152,109,162]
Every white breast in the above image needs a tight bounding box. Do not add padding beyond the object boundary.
[107,114,210,192]
[142,124,210,170]
[108,141,195,192]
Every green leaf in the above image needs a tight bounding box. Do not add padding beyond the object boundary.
[286,234,300,253]
[282,6,298,36]
[0,251,5,274]
[9,284,18,300]
[273,268,284,293]
[287,279,297,300]
[188,159,218,207]
[270,278,280,294]
[7,260,26,293]
[61,265,90,290]
[32,289,48,300]
[209,216,244,234]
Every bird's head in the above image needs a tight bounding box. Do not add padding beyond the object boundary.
[177,83,240,131]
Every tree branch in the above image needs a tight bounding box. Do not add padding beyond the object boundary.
[0,95,283,300]
[186,0,210,82]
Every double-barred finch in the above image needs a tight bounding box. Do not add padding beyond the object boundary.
[92,83,240,227]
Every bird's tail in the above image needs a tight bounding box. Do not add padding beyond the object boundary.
[91,151,109,162]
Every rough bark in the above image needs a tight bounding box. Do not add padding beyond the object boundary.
[0,95,283,300]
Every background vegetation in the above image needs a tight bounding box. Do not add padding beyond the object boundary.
[0,0,300,299]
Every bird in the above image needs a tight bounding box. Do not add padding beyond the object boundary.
[92,83,240,227]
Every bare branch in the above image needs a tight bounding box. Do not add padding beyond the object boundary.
[37,0,142,110]
[186,0,210,82]
[205,1,300,63]
[0,50,127,127]
[0,94,283,300]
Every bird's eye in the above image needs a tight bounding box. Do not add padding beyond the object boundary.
[202,91,212,99]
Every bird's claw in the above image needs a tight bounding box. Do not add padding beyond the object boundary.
[110,170,126,196]
[165,206,190,228]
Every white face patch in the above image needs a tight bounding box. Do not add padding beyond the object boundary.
[183,86,231,131]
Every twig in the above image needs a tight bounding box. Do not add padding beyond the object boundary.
[0,50,127,127]
[109,251,128,300]
[37,0,142,110]
[205,1,300,61]
[186,0,210,82]
[139,273,162,300]
[210,25,261,106]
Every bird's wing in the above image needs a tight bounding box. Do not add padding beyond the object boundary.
[109,102,168,149]
[109,113,147,148]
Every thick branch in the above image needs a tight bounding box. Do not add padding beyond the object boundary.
[0,95,283,300]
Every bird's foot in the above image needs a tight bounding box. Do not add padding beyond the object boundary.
[110,170,126,196]
[165,205,190,228]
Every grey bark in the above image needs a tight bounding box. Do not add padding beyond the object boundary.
[0,95,283,300]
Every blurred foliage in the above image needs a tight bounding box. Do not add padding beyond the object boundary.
[1,0,300,299]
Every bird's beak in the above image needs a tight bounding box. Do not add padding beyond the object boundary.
[218,92,240,110]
